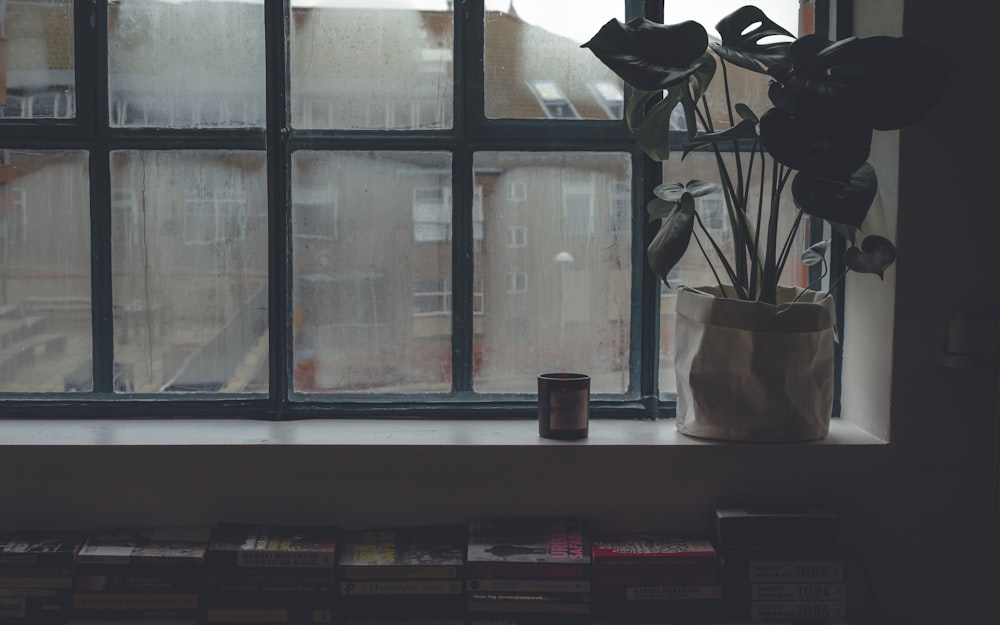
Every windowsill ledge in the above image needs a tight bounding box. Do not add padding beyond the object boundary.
[0,417,885,447]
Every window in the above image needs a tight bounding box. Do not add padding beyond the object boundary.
[506,271,527,294]
[526,80,580,119]
[0,1,814,418]
[507,226,527,248]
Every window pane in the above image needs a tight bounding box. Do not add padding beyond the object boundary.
[108,0,265,128]
[657,152,809,395]
[291,151,452,394]
[485,1,624,120]
[111,151,268,394]
[2,0,76,120]
[290,2,453,130]
[0,151,90,392]
[473,152,631,394]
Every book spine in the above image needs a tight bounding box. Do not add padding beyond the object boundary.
[750,581,847,601]
[73,573,202,593]
[467,600,591,615]
[592,556,718,569]
[594,584,722,601]
[467,563,587,578]
[747,560,845,582]
[468,578,590,593]
[339,580,463,595]
[72,592,199,611]
[0,577,72,589]
[341,566,460,579]
[750,599,847,620]
[0,594,71,619]
[202,605,334,623]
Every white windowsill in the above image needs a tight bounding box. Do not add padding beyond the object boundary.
[0,417,885,447]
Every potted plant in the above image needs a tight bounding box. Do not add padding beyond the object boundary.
[582,6,949,441]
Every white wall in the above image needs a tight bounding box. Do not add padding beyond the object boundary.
[3,1,999,623]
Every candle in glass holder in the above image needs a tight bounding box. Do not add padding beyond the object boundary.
[537,372,590,440]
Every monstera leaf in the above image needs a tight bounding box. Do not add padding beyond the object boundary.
[759,108,872,181]
[581,18,708,91]
[792,163,878,229]
[711,5,795,73]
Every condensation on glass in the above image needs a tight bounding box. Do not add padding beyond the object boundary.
[1,0,76,120]
[110,151,268,394]
[473,152,632,395]
[290,2,453,130]
[291,151,452,394]
[108,0,266,128]
[0,150,91,392]
[484,0,624,120]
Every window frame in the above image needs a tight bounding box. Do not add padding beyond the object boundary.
[0,0,846,420]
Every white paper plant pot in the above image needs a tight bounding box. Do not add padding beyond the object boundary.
[674,285,836,442]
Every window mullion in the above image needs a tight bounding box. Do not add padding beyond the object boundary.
[450,1,474,394]
[266,0,291,415]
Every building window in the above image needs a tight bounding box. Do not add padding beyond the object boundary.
[507,226,527,248]
[589,81,624,119]
[527,80,580,119]
[562,180,594,237]
[0,0,812,418]
[506,271,527,293]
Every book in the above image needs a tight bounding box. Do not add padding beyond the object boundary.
[206,523,338,570]
[592,584,722,602]
[468,578,590,593]
[338,525,464,580]
[72,592,198,611]
[339,579,462,595]
[591,534,719,571]
[76,528,211,567]
[592,568,720,587]
[0,531,88,568]
[467,593,591,615]
[750,582,847,601]
[202,605,334,623]
[467,519,590,579]
[750,599,847,620]
[73,567,203,593]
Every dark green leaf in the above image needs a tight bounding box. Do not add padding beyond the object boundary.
[801,240,830,266]
[845,235,896,278]
[625,89,658,131]
[759,108,871,181]
[735,103,759,123]
[653,180,719,202]
[792,163,878,228]
[582,18,709,91]
[646,197,677,221]
[647,192,696,285]
[711,6,794,73]
[635,92,683,161]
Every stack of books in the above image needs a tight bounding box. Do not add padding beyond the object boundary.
[337,525,465,625]
[70,527,210,624]
[715,507,847,622]
[0,530,86,625]
[200,523,338,625]
[590,533,722,622]
[466,518,591,625]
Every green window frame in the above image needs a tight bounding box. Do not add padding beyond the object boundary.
[0,0,846,419]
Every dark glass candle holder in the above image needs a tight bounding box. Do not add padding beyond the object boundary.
[537,372,590,440]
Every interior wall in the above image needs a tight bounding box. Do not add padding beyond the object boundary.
[2,1,999,624]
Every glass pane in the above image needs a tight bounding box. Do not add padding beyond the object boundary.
[0,150,91,392]
[657,152,809,395]
[473,152,632,394]
[2,0,76,119]
[108,0,265,128]
[485,1,624,120]
[290,2,453,130]
[111,151,268,394]
[291,151,452,394]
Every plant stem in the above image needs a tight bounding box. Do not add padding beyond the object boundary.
[692,231,728,295]
[693,210,746,299]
